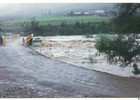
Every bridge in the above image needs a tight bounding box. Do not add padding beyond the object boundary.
[0,34,140,97]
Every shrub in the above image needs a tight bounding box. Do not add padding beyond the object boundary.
[95,34,140,67]
[132,63,140,74]
[88,54,97,63]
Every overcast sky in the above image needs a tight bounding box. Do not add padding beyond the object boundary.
[0,3,114,17]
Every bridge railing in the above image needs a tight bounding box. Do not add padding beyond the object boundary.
[5,34,20,42]
[23,34,33,46]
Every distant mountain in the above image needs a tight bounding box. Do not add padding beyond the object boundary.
[0,3,114,18]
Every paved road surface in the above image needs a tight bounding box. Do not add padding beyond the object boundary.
[0,38,140,97]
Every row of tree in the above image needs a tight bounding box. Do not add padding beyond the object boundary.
[22,20,112,36]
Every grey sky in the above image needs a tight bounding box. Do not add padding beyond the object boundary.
[0,3,114,17]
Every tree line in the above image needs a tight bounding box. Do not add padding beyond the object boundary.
[22,20,112,36]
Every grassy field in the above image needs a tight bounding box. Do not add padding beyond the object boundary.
[2,15,110,32]
[3,15,110,26]
[35,15,110,25]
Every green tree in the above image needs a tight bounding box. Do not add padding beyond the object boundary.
[113,3,140,33]
[23,19,43,36]
[95,3,140,69]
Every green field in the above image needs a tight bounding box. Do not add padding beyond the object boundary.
[3,15,109,26]
[35,15,110,25]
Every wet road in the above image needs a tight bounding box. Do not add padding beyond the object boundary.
[0,38,140,97]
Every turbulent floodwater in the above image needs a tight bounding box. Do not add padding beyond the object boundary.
[32,35,140,78]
